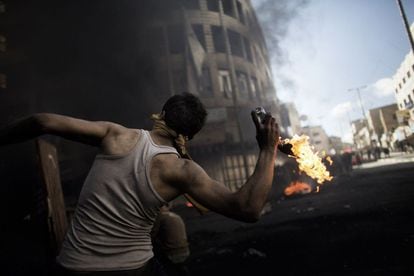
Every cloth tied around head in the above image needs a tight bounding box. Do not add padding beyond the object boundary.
[150,113,208,214]
[150,113,190,160]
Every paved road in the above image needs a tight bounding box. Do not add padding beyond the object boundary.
[179,161,414,275]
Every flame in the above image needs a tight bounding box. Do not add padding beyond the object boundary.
[284,135,333,184]
[284,181,312,196]
[325,156,333,165]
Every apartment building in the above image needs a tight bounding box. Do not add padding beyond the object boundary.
[301,125,330,153]
[142,0,280,189]
[393,22,414,135]
[280,102,302,138]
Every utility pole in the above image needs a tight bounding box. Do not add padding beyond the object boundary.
[348,85,368,120]
[348,85,370,148]
[396,0,414,55]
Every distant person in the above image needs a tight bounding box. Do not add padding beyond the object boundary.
[355,152,362,166]
[341,152,353,175]
[382,147,390,158]
[398,141,405,153]
[152,204,190,276]
[0,92,280,275]
[367,149,372,161]
[328,154,343,176]
[374,146,381,160]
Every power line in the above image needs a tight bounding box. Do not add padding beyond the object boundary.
[348,85,368,120]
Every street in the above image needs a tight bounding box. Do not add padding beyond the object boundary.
[179,156,414,275]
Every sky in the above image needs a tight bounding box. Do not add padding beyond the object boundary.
[252,0,414,143]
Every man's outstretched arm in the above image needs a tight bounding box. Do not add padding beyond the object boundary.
[0,113,124,148]
[167,112,279,223]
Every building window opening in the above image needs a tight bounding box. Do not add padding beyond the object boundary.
[250,77,258,99]
[181,0,200,10]
[228,30,243,57]
[207,0,219,12]
[236,71,248,99]
[200,67,213,97]
[211,26,226,53]
[402,77,406,84]
[192,24,206,50]
[237,1,245,24]
[222,0,235,17]
[408,70,411,78]
[218,69,232,98]
[243,37,252,62]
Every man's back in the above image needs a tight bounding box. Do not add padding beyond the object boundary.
[57,129,180,271]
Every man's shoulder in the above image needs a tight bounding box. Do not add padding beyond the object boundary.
[102,126,141,155]
[106,123,137,135]
[153,153,187,171]
[153,155,199,182]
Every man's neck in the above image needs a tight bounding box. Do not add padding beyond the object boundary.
[149,129,175,147]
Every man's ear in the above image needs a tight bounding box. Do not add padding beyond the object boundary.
[160,110,166,119]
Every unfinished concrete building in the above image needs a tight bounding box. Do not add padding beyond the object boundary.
[142,0,280,190]
[367,104,399,148]
[280,102,302,138]
[301,125,330,153]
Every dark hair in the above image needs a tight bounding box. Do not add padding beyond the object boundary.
[162,92,207,139]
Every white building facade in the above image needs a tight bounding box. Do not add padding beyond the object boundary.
[393,22,414,135]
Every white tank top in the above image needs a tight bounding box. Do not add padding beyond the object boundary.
[57,130,179,271]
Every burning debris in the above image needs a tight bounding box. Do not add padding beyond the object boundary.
[283,134,333,184]
[325,156,333,166]
[284,181,312,196]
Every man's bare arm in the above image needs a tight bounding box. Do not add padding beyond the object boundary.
[168,112,279,223]
[0,113,125,149]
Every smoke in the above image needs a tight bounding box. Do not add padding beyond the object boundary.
[1,0,188,205]
[252,0,310,65]
[251,0,310,101]
[2,0,180,125]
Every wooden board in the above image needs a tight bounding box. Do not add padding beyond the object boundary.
[36,138,68,254]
